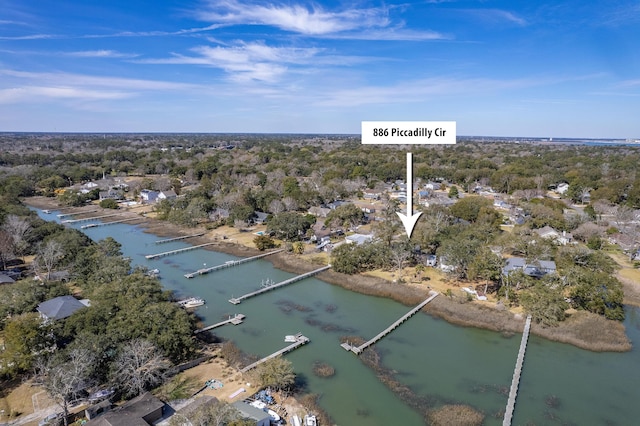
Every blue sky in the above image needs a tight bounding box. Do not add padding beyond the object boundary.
[1,0,639,137]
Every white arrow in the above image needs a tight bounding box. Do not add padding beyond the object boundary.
[396,152,422,238]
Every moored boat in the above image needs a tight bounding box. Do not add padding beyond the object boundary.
[176,297,205,309]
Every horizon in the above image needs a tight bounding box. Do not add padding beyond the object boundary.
[1,1,639,138]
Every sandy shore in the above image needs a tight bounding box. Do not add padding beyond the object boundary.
[25,196,633,352]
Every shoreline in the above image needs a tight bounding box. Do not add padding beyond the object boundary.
[25,196,633,353]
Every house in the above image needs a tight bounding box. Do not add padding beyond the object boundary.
[37,295,89,321]
[308,206,331,218]
[345,234,373,245]
[158,190,177,200]
[99,189,123,201]
[502,257,556,278]
[425,255,437,267]
[425,182,442,190]
[535,226,573,245]
[438,256,456,273]
[363,189,381,200]
[85,392,165,426]
[253,211,269,224]
[140,190,160,204]
[231,401,271,426]
[555,183,570,195]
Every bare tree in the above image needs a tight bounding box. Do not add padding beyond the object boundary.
[112,339,171,397]
[39,348,97,426]
[35,240,64,280]
[390,242,411,281]
[282,196,298,212]
[0,230,14,270]
[268,199,285,215]
[2,215,31,262]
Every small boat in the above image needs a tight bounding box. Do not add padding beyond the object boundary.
[43,209,51,214]
[292,415,302,426]
[146,268,160,277]
[176,297,205,309]
[285,333,302,343]
[304,415,317,426]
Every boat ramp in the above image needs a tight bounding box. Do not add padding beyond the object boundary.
[341,292,439,354]
[194,314,246,334]
[240,334,310,373]
[184,249,284,278]
[502,314,532,426]
[229,266,331,305]
[144,242,217,260]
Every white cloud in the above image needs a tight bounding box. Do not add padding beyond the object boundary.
[0,69,200,105]
[66,50,138,58]
[0,86,131,104]
[195,0,446,40]
[464,9,528,26]
[141,42,328,83]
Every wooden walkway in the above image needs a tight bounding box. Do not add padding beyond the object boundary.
[184,249,284,278]
[341,292,439,355]
[229,266,330,304]
[154,233,205,244]
[194,314,245,334]
[61,213,123,224]
[145,242,217,259]
[57,209,98,218]
[240,334,310,373]
[503,315,532,426]
[80,217,142,229]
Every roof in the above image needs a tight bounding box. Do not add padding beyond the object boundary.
[85,392,165,426]
[503,257,556,278]
[232,401,270,422]
[345,234,373,245]
[0,273,15,284]
[37,295,87,320]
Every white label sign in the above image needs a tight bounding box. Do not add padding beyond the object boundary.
[361,121,456,144]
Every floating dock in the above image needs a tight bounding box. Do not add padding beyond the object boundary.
[341,292,439,355]
[61,213,124,224]
[184,249,284,278]
[229,266,331,304]
[155,233,205,244]
[81,217,142,229]
[503,315,532,426]
[145,242,217,260]
[240,334,310,373]
[194,314,246,334]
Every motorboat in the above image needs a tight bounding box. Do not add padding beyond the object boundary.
[304,415,317,426]
[285,332,302,343]
[176,297,205,309]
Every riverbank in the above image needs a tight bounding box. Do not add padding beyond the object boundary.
[25,196,633,353]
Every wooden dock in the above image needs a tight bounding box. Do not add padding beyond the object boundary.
[239,334,310,373]
[503,315,532,426]
[229,266,330,304]
[194,314,245,334]
[57,209,98,218]
[341,292,439,355]
[81,217,142,229]
[155,233,205,244]
[184,249,284,278]
[145,242,217,260]
[61,213,123,224]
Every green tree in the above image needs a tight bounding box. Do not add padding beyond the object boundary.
[253,235,277,251]
[324,203,364,230]
[448,185,459,198]
[251,356,296,390]
[520,282,569,327]
[449,197,493,223]
[267,212,315,241]
[99,198,119,209]
[568,269,624,320]
[0,313,52,377]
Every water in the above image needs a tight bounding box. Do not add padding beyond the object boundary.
[35,208,640,425]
